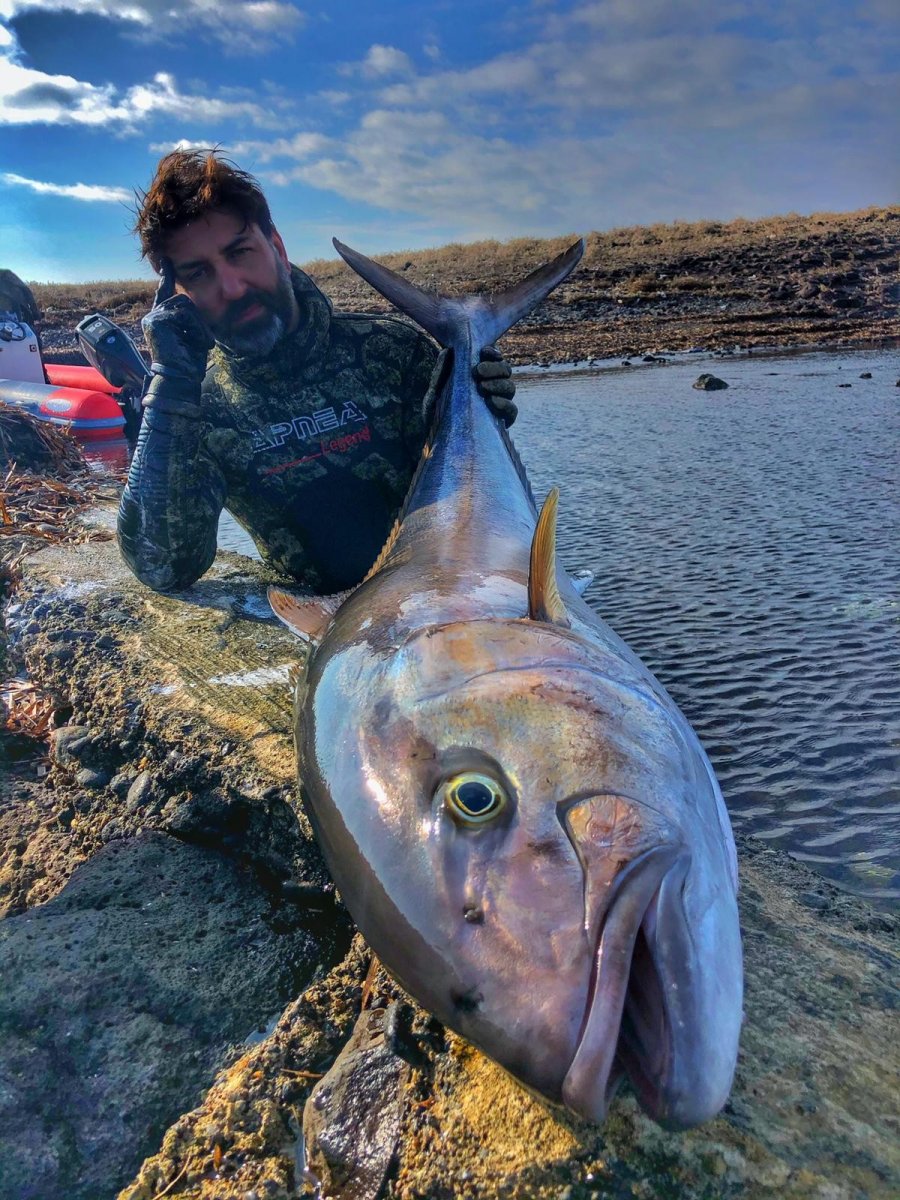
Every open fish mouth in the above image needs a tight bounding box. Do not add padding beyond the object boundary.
[562,847,691,1125]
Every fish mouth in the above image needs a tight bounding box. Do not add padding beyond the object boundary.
[562,846,689,1125]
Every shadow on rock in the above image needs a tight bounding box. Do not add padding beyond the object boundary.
[0,831,349,1200]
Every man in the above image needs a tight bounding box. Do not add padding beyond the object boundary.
[0,269,40,326]
[119,150,516,594]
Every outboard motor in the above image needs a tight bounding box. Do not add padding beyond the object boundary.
[76,313,152,438]
[76,313,151,392]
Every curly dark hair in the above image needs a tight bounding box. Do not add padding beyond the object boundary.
[133,149,274,270]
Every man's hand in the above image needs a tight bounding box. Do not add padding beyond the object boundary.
[474,345,517,427]
[142,259,214,384]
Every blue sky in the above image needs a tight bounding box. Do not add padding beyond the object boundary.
[1,0,897,282]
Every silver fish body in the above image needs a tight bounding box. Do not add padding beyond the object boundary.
[272,241,743,1128]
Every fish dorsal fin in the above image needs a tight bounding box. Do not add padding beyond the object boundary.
[268,586,352,644]
[528,487,570,627]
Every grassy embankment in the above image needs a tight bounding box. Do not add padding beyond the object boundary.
[30,206,899,364]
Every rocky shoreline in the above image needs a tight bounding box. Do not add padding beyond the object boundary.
[1,503,897,1200]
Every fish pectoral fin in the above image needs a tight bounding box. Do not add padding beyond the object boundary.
[267,585,352,644]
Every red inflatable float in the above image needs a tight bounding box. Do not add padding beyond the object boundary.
[0,378,125,439]
[44,363,118,395]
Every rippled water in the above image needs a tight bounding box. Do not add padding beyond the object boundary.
[514,348,900,906]
[213,347,899,905]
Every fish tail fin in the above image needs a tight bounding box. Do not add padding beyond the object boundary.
[478,239,585,345]
[332,237,584,350]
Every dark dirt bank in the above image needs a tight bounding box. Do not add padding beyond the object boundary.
[31,207,899,367]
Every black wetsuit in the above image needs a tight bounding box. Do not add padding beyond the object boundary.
[118,266,438,593]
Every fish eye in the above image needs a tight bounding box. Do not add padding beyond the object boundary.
[442,772,507,826]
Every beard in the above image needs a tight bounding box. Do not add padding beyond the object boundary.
[211,254,296,356]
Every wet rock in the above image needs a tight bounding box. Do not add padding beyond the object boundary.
[0,832,330,1200]
[304,1002,412,1200]
[693,373,729,390]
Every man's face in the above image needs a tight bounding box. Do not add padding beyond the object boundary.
[164,208,298,355]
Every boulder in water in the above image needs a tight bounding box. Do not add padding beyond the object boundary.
[693,373,729,391]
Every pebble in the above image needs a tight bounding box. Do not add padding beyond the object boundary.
[126,770,154,812]
[50,725,90,764]
[45,644,74,665]
[100,817,125,843]
[75,767,110,790]
[109,772,136,797]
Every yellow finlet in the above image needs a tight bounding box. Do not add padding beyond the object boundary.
[528,487,570,627]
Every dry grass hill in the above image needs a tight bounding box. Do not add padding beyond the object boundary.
[31,206,899,365]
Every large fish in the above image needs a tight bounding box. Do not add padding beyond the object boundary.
[270,239,743,1128]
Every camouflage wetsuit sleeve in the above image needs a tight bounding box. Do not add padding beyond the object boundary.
[117,389,227,592]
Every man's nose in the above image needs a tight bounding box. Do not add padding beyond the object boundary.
[219,264,248,303]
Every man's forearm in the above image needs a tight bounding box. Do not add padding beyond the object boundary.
[118,399,225,592]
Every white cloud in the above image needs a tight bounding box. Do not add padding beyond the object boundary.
[0,0,305,53]
[315,89,351,107]
[147,132,328,163]
[2,171,131,202]
[0,19,284,130]
[345,44,413,79]
[148,138,216,153]
[274,1,898,237]
[229,131,329,162]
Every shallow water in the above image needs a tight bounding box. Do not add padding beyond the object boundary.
[154,347,900,905]
[514,348,899,905]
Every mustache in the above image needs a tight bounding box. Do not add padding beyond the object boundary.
[217,291,275,330]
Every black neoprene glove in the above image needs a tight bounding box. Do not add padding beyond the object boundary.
[474,345,517,427]
[140,261,214,416]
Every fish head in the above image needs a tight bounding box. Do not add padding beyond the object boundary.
[301,615,742,1128]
